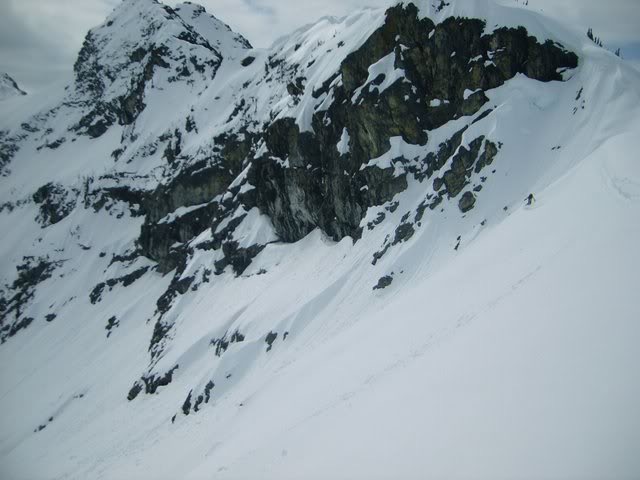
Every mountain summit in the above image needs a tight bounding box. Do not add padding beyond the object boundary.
[1,1,639,478]
[0,72,27,101]
[70,0,251,137]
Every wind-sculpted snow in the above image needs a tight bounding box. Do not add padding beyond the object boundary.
[1,0,640,478]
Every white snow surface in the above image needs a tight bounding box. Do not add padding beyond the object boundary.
[174,2,252,58]
[337,127,351,156]
[351,51,406,103]
[1,1,640,479]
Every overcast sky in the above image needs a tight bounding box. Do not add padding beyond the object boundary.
[1,0,639,92]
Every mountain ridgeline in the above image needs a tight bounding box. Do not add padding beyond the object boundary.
[63,2,573,278]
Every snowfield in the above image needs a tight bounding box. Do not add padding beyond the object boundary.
[1,0,639,479]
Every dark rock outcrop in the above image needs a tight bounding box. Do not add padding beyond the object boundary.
[211,329,245,357]
[123,4,577,304]
[89,266,150,304]
[33,183,78,226]
[241,4,576,244]
[127,365,179,401]
[1,257,62,343]
[105,316,120,337]
[373,275,394,290]
[265,331,278,352]
[458,191,476,213]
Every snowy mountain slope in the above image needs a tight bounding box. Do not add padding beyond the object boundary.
[0,73,27,101]
[1,0,640,478]
[174,2,252,56]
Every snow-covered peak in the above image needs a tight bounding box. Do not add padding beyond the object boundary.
[66,0,252,137]
[174,2,252,57]
[73,0,221,92]
[0,72,27,101]
[68,0,224,137]
[98,0,195,43]
[74,0,217,79]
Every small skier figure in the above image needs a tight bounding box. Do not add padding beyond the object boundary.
[526,193,535,206]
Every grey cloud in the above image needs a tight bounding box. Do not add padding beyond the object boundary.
[241,0,276,17]
[0,0,122,91]
[0,1,73,91]
[0,7,43,50]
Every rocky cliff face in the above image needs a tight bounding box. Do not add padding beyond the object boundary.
[126,2,576,292]
[243,4,576,244]
[0,0,578,410]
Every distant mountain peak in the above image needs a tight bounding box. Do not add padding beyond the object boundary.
[0,72,27,101]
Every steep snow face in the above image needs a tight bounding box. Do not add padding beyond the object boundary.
[0,73,27,101]
[174,2,252,57]
[1,1,640,478]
